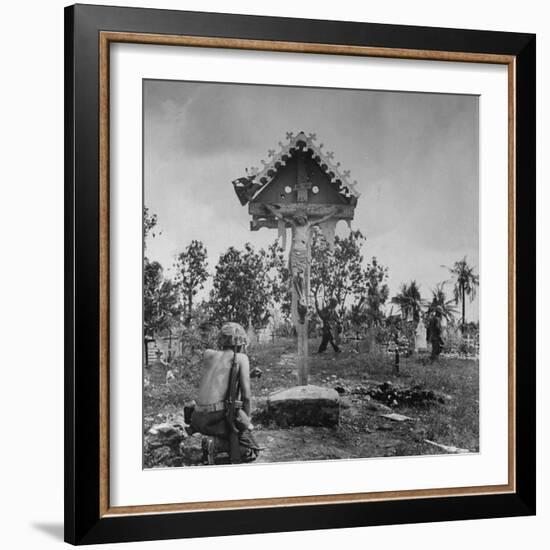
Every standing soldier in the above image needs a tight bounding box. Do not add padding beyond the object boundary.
[427,306,445,362]
[317,297,342,354]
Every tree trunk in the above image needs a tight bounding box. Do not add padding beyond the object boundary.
[291,224,309,386]
[461,286,466,329]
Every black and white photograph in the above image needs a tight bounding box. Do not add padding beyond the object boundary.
[0,0,544,545]
[142,79,480,468]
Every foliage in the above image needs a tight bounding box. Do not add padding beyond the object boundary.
[444,256,479,327]
[156,306,219,382]
[309,229,389,336]
[143,208,180,338]
[348,257,389,332]
[457,339,477,356]
[310,229,367,319]
[143,206,159,250]
[209,243,274,329]
[174,240,209,317]
[267,306,296,338]
[391,280,424,328]
[143,260,182,339]
[267,241,292,319]
[461,321,479,336]
[181,306,218,350]
[424,282,458,324]
[382,314,415,355]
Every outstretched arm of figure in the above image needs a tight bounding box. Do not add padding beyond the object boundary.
[264,203,287,222]
[265,203,299,228]
[311,206,345,226]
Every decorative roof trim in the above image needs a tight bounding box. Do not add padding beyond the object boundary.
[245,131,361,202]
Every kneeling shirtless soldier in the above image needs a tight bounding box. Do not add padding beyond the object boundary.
[189,322,261,464]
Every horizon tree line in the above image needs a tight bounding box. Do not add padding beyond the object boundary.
[143,208,479,345]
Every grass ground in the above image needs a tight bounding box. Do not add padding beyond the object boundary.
[144,337,479,466]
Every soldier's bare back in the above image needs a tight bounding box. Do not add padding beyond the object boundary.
[196,349,251,405]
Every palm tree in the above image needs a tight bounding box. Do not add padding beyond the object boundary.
[391,281,424,328]
[426,282,458,324]
[445,257,479,328]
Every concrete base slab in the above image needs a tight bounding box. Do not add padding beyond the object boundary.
[266,385,340,427]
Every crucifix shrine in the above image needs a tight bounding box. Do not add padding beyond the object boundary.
[232,131,360,386]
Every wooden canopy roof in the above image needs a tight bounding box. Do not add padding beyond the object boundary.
[232,131,360,207]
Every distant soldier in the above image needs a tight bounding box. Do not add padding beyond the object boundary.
[317,297,341,354]
[427,307,445,362]
[148,348,169,385]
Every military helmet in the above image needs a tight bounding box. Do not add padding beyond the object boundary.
[218,322,248,348]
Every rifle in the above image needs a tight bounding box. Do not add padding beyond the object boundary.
[225,350,241,464]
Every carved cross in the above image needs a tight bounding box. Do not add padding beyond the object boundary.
[295,178,312,202]
[296,154,312,203]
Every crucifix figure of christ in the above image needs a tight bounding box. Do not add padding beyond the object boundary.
[233,131,359,386]
[264,204,345,325]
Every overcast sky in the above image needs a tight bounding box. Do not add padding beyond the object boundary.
[144,79,479,320]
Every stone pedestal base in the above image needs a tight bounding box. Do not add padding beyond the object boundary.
[266,385,340,427]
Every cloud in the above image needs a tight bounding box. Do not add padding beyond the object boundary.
[143,80,479,320]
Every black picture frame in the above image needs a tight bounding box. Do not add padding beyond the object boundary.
[65,3,536,545]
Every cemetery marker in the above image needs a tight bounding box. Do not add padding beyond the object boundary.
[232,131,359,385]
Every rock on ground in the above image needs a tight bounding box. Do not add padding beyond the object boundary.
[266,385,340,427]
[144,422,186,468]
[146,422,185,450]
[380,413,414,422]
[365,397,393,413]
